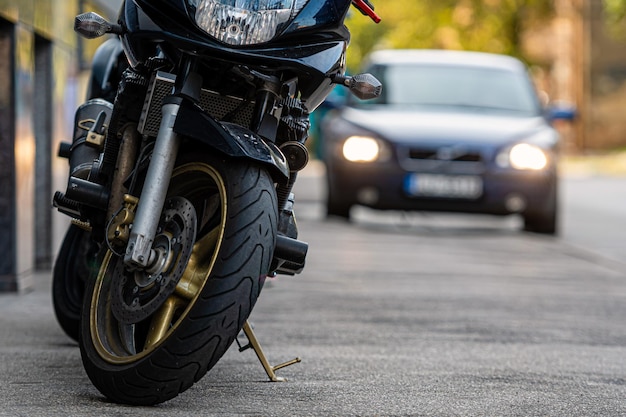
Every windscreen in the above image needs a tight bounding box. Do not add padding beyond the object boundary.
[362,63,541,116]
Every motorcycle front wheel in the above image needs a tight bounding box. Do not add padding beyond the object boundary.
[79,151,278,405]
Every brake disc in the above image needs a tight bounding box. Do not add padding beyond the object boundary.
[111,196,197,325]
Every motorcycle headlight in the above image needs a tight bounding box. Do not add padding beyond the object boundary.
[190,0,308,46]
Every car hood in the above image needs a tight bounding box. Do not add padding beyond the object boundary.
[339,107,553,146]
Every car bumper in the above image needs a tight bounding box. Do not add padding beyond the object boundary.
[326,162,557,216]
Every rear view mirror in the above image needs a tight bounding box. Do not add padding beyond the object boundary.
[547,101,576,121]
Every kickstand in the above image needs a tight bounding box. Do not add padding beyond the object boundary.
[237,320,301,382]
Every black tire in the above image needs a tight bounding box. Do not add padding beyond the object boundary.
[79,152,278,405]
[523,183,558,235]
[52,224,92,342]
[326,197,352,220]
[523,207,557,235]
[325,176,352,220]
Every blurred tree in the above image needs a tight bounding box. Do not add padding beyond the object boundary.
[345,0,554,71]
[603,0,626,36]
[604,0,626,20]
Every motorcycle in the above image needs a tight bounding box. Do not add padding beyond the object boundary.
[51,0,381,405]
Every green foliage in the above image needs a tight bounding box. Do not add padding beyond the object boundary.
[604,0,626,21]
[344,0,553,72]
[603,0,626,38]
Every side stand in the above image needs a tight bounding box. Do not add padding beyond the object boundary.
[238,320,301,382]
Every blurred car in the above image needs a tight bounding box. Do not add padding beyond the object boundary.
[320,49,575,234]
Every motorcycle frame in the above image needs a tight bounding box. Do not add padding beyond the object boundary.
[123,62,291,269]
[109,0,354,269]
[62,0,373,271]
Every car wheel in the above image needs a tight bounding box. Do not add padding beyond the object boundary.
[326,195,352,220]
[325,188,351,221]
[523,187,558,235]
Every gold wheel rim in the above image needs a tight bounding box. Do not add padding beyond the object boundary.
[90,162,227,364]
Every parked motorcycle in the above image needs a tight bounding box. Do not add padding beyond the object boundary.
[52,0,381,405]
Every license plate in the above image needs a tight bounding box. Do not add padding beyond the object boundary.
[404,174,483,199]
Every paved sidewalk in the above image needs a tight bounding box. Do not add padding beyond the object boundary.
[561,150,626,177]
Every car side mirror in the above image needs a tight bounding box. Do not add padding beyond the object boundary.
[546,101,576,121]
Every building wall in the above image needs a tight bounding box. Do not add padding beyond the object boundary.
[0,0,117,292]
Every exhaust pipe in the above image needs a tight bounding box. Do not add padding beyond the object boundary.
[272,235,308,275]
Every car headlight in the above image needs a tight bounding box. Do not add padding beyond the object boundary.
[342,136,389,163]
[191,0,308,46]
[497,143,549,170]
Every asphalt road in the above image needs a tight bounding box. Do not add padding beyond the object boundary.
[1,168,626,416]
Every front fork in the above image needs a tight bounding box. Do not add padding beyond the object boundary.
[124,99,182,269]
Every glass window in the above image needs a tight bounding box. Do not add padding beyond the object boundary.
[359,63,541,116]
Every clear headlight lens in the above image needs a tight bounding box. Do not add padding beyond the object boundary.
[342,136,385,163]
[192,0,306,45]
[500,143,549,170]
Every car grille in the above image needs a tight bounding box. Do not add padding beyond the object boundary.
[399,145,486,174]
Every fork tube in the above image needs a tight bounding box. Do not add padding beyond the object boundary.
[124,98,182,269]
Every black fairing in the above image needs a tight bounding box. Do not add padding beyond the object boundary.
[173,100,289,182]
[119,0,351,110]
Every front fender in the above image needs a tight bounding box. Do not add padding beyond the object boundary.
[173,100,290,183]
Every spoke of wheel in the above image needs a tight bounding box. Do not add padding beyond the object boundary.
[175,225,221,300]
[119,323,137,355]
[144,295,185,350]
[142,224,221,350]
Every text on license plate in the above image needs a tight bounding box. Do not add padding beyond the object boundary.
[404,174,483,199]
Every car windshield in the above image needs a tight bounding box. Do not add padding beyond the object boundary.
[358,63,541,116]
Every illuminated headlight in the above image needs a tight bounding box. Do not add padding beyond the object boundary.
[342,136,388,163]
[498,143,549,170]
[192,0,307,45]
